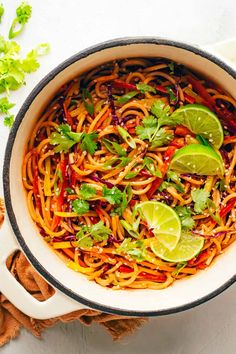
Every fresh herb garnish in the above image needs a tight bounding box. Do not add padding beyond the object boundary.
[0,97,15,113]
[168,62,175,75]
[207,199,221,225]
[79,184,96,200]
[117,238,146,261]
[174,206,195,231]
[136,115,158,141]
[0,3,4,23]
[120,218,140,239]
[9,2,32,39]
[117,126,136,149]
[136,83,156,94]
[72,199,90,215]
[3,114,14,127]
[50,124,98,154]
[102,186,123,205]
[151,128,174,148]
[112,184,132,216]
[65,188,75,195]
[82,88,94,115]
[172,261,187,275]
[116,91,138,105]
[191,188,210,214]
[166,86,177,103]
[76,221,112,249]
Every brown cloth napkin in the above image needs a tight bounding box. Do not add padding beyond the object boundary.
[0,199,146,347]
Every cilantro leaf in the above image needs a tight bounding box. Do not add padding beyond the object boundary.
[21,44,50,73]
[4,114,14,127]
[102,186,123,205]
[135,115,158,140]
[79,184,96,200]
[151,128,174,148]
[166,86,177,103]
[9,2,32,39]
[151,100,171,120]
[117,238,146,262]
[112,184,132,216]
[0,97,15,113]
[65,188,75,195]
[80,131,98,154]
[191,189,210,214]
[175,206,195,230]
[0,3,4,23]
[50,124,98,154]
[76,221,112,248]
[72,199,90,215]
[116,91,138,105]
[136,83,156,94]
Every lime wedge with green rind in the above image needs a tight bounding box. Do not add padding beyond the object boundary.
[150,233,204,262]
[137,201,181,251]
[172,104,224,149]
[169,144,224,176]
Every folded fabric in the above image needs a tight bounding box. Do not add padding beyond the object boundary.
[0,198,146,347]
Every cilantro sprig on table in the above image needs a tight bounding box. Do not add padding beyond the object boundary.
[0,3,49,127]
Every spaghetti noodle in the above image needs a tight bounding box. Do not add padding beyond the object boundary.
[22,58,236,290]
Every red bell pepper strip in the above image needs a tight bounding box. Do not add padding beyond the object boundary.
[184,93,196,104]
[224,136,236,145]
[113,80,136,90]
[156,85,168,93]
[175,125,192,137]
[169,137,185,148]
[220,197,236,219]
[188,249,210,266]
[119,265,133,273]
[147,146,177,199]
[138,272,166,282]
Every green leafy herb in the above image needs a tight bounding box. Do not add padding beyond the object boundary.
[151,128,174,148]
[117,238,146,262]
[215,179,226,192]
[116,91,138,105]
[159,181,184,193]
[112,184,132,216]
[50,124,98,154]
[82,88,94,115]
[117,126,136,149]
[80,131,98,154]
[136,115,158,140]
[21,43,50,73]
[102,138,127,156]
[76,221,112,249]
[0,3,4,23]
[174,206,195,230]
[151,100,183,130]
[72,199,90,215]
[191,188,210,214]
[172,261,187,275]
[103,157,131,170]
[4,114,14,127]
[0,97,15,113]
[65,188,75,195]
[102,186,123,205]
[79,184,96,200]
[9,2,32,39]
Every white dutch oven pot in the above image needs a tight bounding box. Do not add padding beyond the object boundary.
[1,37,236,319]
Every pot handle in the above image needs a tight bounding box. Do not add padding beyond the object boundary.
[203,37,236,69]
[0,217,88,319]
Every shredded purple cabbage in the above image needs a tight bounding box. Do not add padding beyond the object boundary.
[52,235,77,242]
[192,230,227,238]
[107,84,119,125]
[107,235,122,245]
[90,173,114,188]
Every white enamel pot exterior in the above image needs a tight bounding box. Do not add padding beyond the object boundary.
[1,37,236,319]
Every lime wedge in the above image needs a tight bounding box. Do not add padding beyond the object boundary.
[137,201,181,250]
[150,233,204,262]
[169,144,224,176]
[172,104,224,149]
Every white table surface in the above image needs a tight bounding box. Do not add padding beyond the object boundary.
[1,0,236,353]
